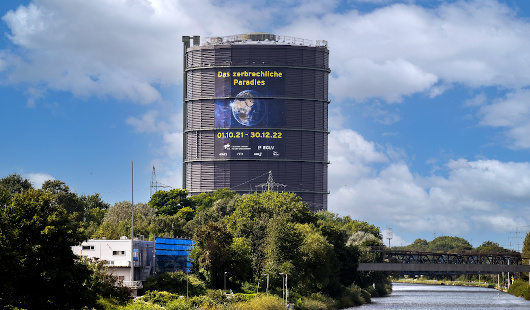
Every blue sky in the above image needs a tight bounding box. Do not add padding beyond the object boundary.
[2,0,530,250]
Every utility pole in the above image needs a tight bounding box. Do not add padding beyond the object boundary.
[130,161,134,286]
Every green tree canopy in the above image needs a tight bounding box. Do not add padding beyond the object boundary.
[475,241,512,253]
[523,232,530,265]
[0,173,33,194]
[95,201,156,240]
[0,189,94,309]
[149,188,191,216]
[191,221,233,288]
[427,236,472,252]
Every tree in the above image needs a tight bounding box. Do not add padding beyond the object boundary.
[95,201,156,239]
[0,173,33,194]
[262,216,303,288]
[184,194,238,236]
[318,221,359,291]
[149,189,191,216]
[407,238,429,251]
[154,214,188,238]
[79,193,110,237]
[0,189,95,309]
[295,223,335,293]
[523,232,530,265]
[342,219,382,240]
[42,179,70,194]
[428,236,472,252]
[475,241,511,253]
[190,188,238,213]
[191,222,233,288]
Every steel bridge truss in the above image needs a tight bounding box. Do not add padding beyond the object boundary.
[383,250,523,266]
[357,249,530,274]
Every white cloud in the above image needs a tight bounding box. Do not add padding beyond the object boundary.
[4,0,530,242]
[330,58,438,102]
[479,89,530,149]
[3,0,530,106]
[26,172,54,189]
[329,130,530,235]
[0,0,255,104]
[127,110,164,133]
[126,108,183,188]
[279,0,530,103]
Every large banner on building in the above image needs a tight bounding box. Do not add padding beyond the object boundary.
[214,68,285,159]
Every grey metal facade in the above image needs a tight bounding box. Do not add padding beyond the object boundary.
[183,34,330,211]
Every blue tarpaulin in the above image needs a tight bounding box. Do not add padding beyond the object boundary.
[155,237,194,273]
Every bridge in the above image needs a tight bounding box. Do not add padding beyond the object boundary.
[358,248,530,274]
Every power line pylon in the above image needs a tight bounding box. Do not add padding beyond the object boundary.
[255,171,286,192]
[150,166,172,197]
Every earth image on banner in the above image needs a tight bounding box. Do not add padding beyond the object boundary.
[229,90,265,126]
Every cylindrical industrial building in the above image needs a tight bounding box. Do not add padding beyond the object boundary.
[182,33,329,211]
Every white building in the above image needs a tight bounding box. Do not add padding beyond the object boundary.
[72,237,154,293]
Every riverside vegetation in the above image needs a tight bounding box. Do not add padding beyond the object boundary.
[390,235,530,300]
[0,173,391,309]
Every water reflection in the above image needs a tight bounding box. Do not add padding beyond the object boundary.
[354,282,530,310]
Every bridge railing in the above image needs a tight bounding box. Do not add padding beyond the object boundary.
[361,246,527,266]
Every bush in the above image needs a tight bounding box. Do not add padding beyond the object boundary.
[166,298,193,310]
[508,279,530,297]
[143,272,206,297]
[299,298,327,310]
[120,300,164,309]
[524,288,530,301]
[344,285,366,306]
[234,295,284,310]
[139,291,180,306]
[360,289,371,303]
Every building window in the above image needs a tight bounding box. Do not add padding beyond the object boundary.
[112,251,125,255]
[82,245,95,250]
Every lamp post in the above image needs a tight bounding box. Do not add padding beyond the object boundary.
[186,270,189,298]
[285,273,289,305]
[263,273,269,296]
[224,271,227,291]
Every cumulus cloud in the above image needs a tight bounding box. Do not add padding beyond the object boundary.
[126,109,183,187]
[479,89,530,149]
[4,0,530,243]
[279,0,530,103]
[0,0,255,104]
[3,0,530,106]
[329,134,530,235]
[26,172,54,189]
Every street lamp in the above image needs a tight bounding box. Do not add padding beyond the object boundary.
[186,270,189,298]
[224,271,227,291]
[263,273,269,296]
[285,274,289,305]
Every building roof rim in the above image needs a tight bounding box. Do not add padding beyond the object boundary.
[202,33,328,48]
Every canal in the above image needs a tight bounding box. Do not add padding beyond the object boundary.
[354,282,530,309]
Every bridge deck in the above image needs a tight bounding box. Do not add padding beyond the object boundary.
[359,249,530,274]
[358,263,530,273]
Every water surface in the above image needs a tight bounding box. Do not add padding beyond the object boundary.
[354,282,529,309]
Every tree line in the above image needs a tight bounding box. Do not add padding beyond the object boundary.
[0,173,392,309]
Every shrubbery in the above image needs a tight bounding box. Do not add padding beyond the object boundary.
[508,279,530,300]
